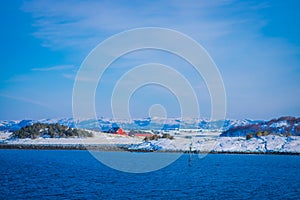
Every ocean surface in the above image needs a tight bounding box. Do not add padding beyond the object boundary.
[1,150,300,199]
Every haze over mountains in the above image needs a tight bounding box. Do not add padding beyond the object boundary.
[1,116,299,137]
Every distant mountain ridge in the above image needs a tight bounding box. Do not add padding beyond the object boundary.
[3,116,298,137]
[0,117,263,132]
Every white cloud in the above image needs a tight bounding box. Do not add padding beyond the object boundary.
[21,0,249,51]
[31,65,75,71]
[0,93,50,108]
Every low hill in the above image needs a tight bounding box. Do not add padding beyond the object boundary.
[221,116,300,137]
[11,123,93,139]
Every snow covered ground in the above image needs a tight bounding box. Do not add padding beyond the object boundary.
[0,131,142,145]
[0,131,10,140]
[1,131,300,153]
[129,135,300,153]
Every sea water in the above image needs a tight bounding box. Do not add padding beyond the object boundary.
[1,150,299,199]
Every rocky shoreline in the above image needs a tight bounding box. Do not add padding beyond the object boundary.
[1,143,299,155]
[0,144,127,151]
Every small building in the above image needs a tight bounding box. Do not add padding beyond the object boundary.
[103,127,127,136]
[134,133,153,137]
[128,130,153,137]
[116,128,127,135]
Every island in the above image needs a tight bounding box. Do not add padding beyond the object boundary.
[0,116,299,155]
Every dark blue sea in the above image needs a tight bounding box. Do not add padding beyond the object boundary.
[1,150,300,199]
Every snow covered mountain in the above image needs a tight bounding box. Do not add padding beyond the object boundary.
[0,117,262,132]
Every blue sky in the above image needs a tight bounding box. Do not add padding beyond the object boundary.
[0,0,299,120]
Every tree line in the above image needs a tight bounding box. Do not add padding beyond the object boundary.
[11,123,93,139]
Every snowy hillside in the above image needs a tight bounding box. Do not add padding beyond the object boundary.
[221,116,300,137]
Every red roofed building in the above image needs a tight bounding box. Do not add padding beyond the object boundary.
[116,128,127,135]
[103,127,127,136]
[128,130,153,137]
